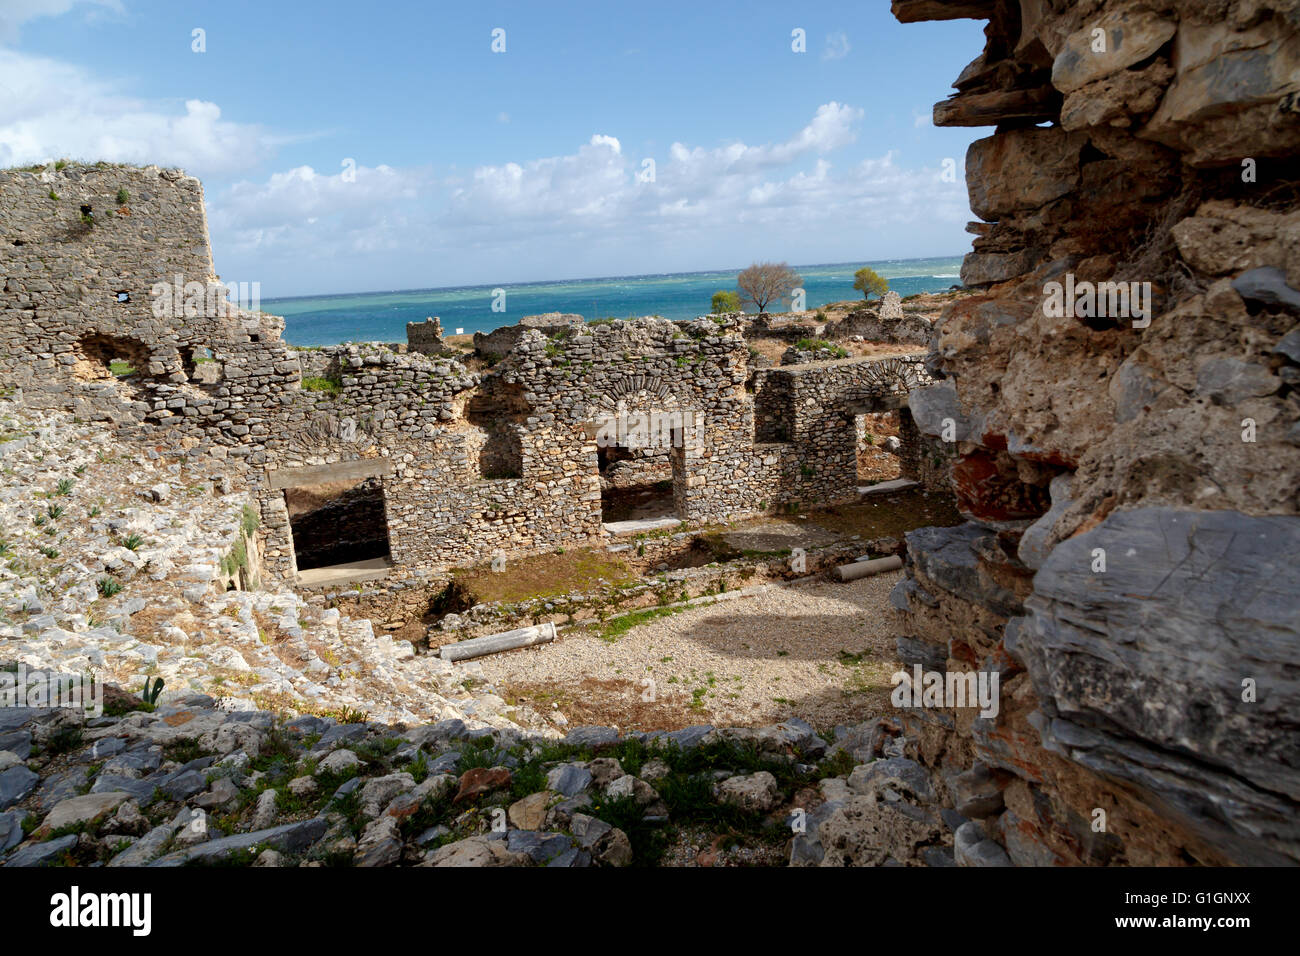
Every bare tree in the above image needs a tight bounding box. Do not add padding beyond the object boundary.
[736,262,802,315]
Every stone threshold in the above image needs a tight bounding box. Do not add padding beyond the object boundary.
[858,478,919,495]
[296,556,394,589]
[602,516,683,536]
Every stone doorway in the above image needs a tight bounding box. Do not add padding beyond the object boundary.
[590,411,691,531]
[268,460,395,586]
[855,410,903,484]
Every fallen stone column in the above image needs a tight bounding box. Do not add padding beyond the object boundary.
[438,622,557,661]
[835,555,903,582]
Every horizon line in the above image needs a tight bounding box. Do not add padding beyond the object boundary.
[258,254,967,304]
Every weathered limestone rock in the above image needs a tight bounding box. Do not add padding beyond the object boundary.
[1010,507,1300,864]
[817,798,945,867]
[717,771,780,812]
[965,128,1085,222]
[892,0,1300,867]
[425,835,528,867]
[1143,16,1300,164]
[879,291,904,320]
[39,793,130,835]
[1050,9,1176,93]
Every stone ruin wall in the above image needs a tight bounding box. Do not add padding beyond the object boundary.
[890,0,1300,864]
[0,166,943,585]
[405,317,446,356]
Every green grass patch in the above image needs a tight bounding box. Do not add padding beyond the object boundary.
[301,375,342,394]
[597,603,693,642]
[453,547,636,605]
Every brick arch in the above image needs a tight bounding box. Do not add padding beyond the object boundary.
[859,357,925,397]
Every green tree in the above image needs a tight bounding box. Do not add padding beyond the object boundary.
[853,266,889,300]
[711,290,741,314]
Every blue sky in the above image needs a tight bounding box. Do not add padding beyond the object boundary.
[1,0,987,296]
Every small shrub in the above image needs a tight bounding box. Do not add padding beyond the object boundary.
[141,676,165,706]
[96,577,122,598]
[300,375,342,394]
[115,187,130,206]
[240,504,260,536]
[46,726,84,756]
[121,533,143,551]
[711,290,741,314]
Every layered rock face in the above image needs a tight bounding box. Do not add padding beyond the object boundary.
[891,0,1300,864]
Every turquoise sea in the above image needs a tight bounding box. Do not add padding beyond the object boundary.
[264,256,965,347]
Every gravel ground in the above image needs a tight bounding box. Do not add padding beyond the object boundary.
[475,572,904,733]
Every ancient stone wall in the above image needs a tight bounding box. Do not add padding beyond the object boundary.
[0,164,300,445]
[472,312,585,360]
[891,0,1300,865]
[0,172,948,585]
[406,317,447,356]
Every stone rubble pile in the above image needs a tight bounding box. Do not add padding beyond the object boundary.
[1,692,979,868]
[0,398,522,730]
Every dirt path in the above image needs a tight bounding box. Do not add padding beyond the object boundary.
[474,572,904,734]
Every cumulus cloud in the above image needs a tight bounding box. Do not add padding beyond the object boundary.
[0,0,123,44]
[666,101,861,183]
[446,133,626,225]
[205,102,969,291]
[207,163,432,262]
[823,31,850,61]
[0,50,278,175]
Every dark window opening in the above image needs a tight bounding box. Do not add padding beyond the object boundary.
[753,379,793,443]
[115,291,130,303]
[284,477,392,572]
[466,383,530,479]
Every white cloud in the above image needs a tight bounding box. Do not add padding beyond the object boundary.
[207,163,431,263]
[445,133,626,225]
[0,0,123,44]
[823,31,851,61]
[205,103,969,292]
[0,50,278,175]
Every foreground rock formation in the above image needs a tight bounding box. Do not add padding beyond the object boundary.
[1,691,958,868]
[890,0,1300,864]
